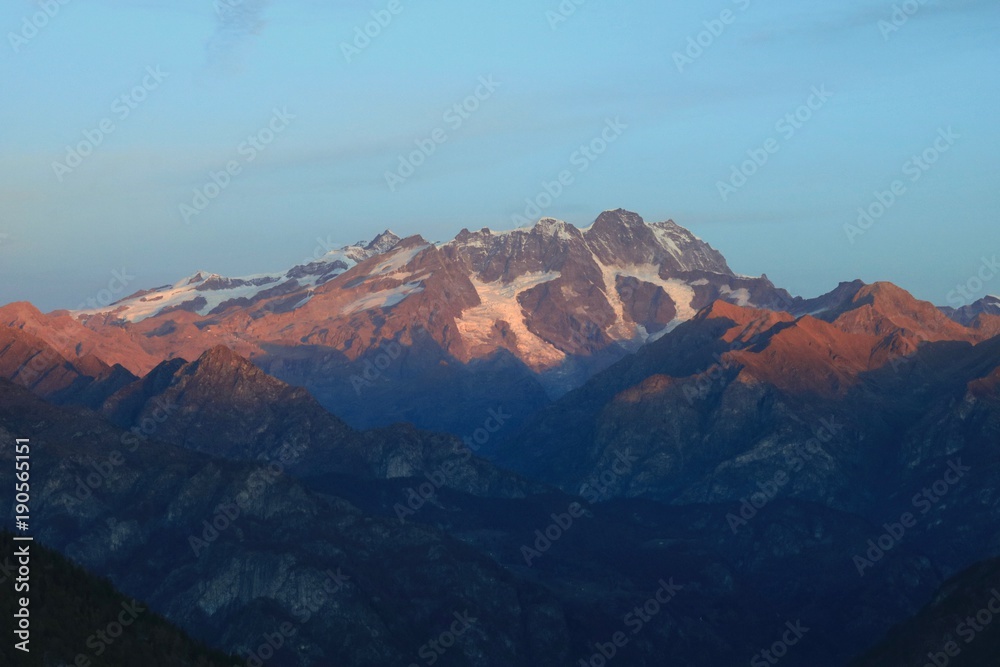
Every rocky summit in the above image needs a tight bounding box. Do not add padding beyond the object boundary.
[1,210,998,667]
[5,210,795,434]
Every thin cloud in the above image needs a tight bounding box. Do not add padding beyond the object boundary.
[206,0,271,72]
[746,0,998,45]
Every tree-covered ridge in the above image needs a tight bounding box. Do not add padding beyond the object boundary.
[1,530,237,667]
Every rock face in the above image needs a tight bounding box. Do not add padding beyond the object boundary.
[0,378,950,667]
[498,281,998,500]
[2,208,999,666]
[942,294,1000,325]
[0,318,136,407]
[0,530,237,667]
[942,295,1000,340]
[0,379,578,667]
[98,344,543,500]
[0,300,159,373]
[497,285,1000,581]
[19,210,793,434]
[851,558,1000,666]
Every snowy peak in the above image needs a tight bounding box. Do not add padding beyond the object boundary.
[363,230,402,255]
[533,217,581,240]
[579,208,665,236]
[78,230,415,324]
[583,209,732,275]
[68,210,793,382]
[444,209,732,282]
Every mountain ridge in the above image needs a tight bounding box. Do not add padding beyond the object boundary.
[2,209,993,437]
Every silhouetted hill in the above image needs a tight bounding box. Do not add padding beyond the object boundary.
[851,557,1000,666]
[0,530,236,667]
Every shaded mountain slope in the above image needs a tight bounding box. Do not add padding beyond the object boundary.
[98,345,541,499]
[851,557,1000,667]
[0,531,236,667]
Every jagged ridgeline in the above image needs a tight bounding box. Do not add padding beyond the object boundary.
[0,530,236,667]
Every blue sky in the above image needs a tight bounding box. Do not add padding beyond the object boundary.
[1,0,997,310]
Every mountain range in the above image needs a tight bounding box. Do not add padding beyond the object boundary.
[12,210,799,434]
[1,209,998,666]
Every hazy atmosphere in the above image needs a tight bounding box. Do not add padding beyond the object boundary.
[4,3,1000,667]
[2,0,998,310]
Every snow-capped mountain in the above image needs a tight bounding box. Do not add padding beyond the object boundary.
[5,208,998,437]
[78,231,404,323]
[61,209,794,433]
[77,209,789,361]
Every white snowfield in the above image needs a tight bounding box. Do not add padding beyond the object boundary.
[73,214,757,357]
[74,245,379,323]
[457,271,565,367]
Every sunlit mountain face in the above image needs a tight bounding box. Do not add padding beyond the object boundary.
[4,0,999,664]
[2,203,999,666]
[6,211,798,435]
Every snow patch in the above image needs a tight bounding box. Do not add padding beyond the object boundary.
[75,241,422,323]
[370,244,430,275]
[650,224,683,260]
[457,272,565,368]
[720,286,751,307]
[659,279,698,321]
[535,218,576,241]
[591,261,701,341]
[76,272,293,323]
[342,283,425,315]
